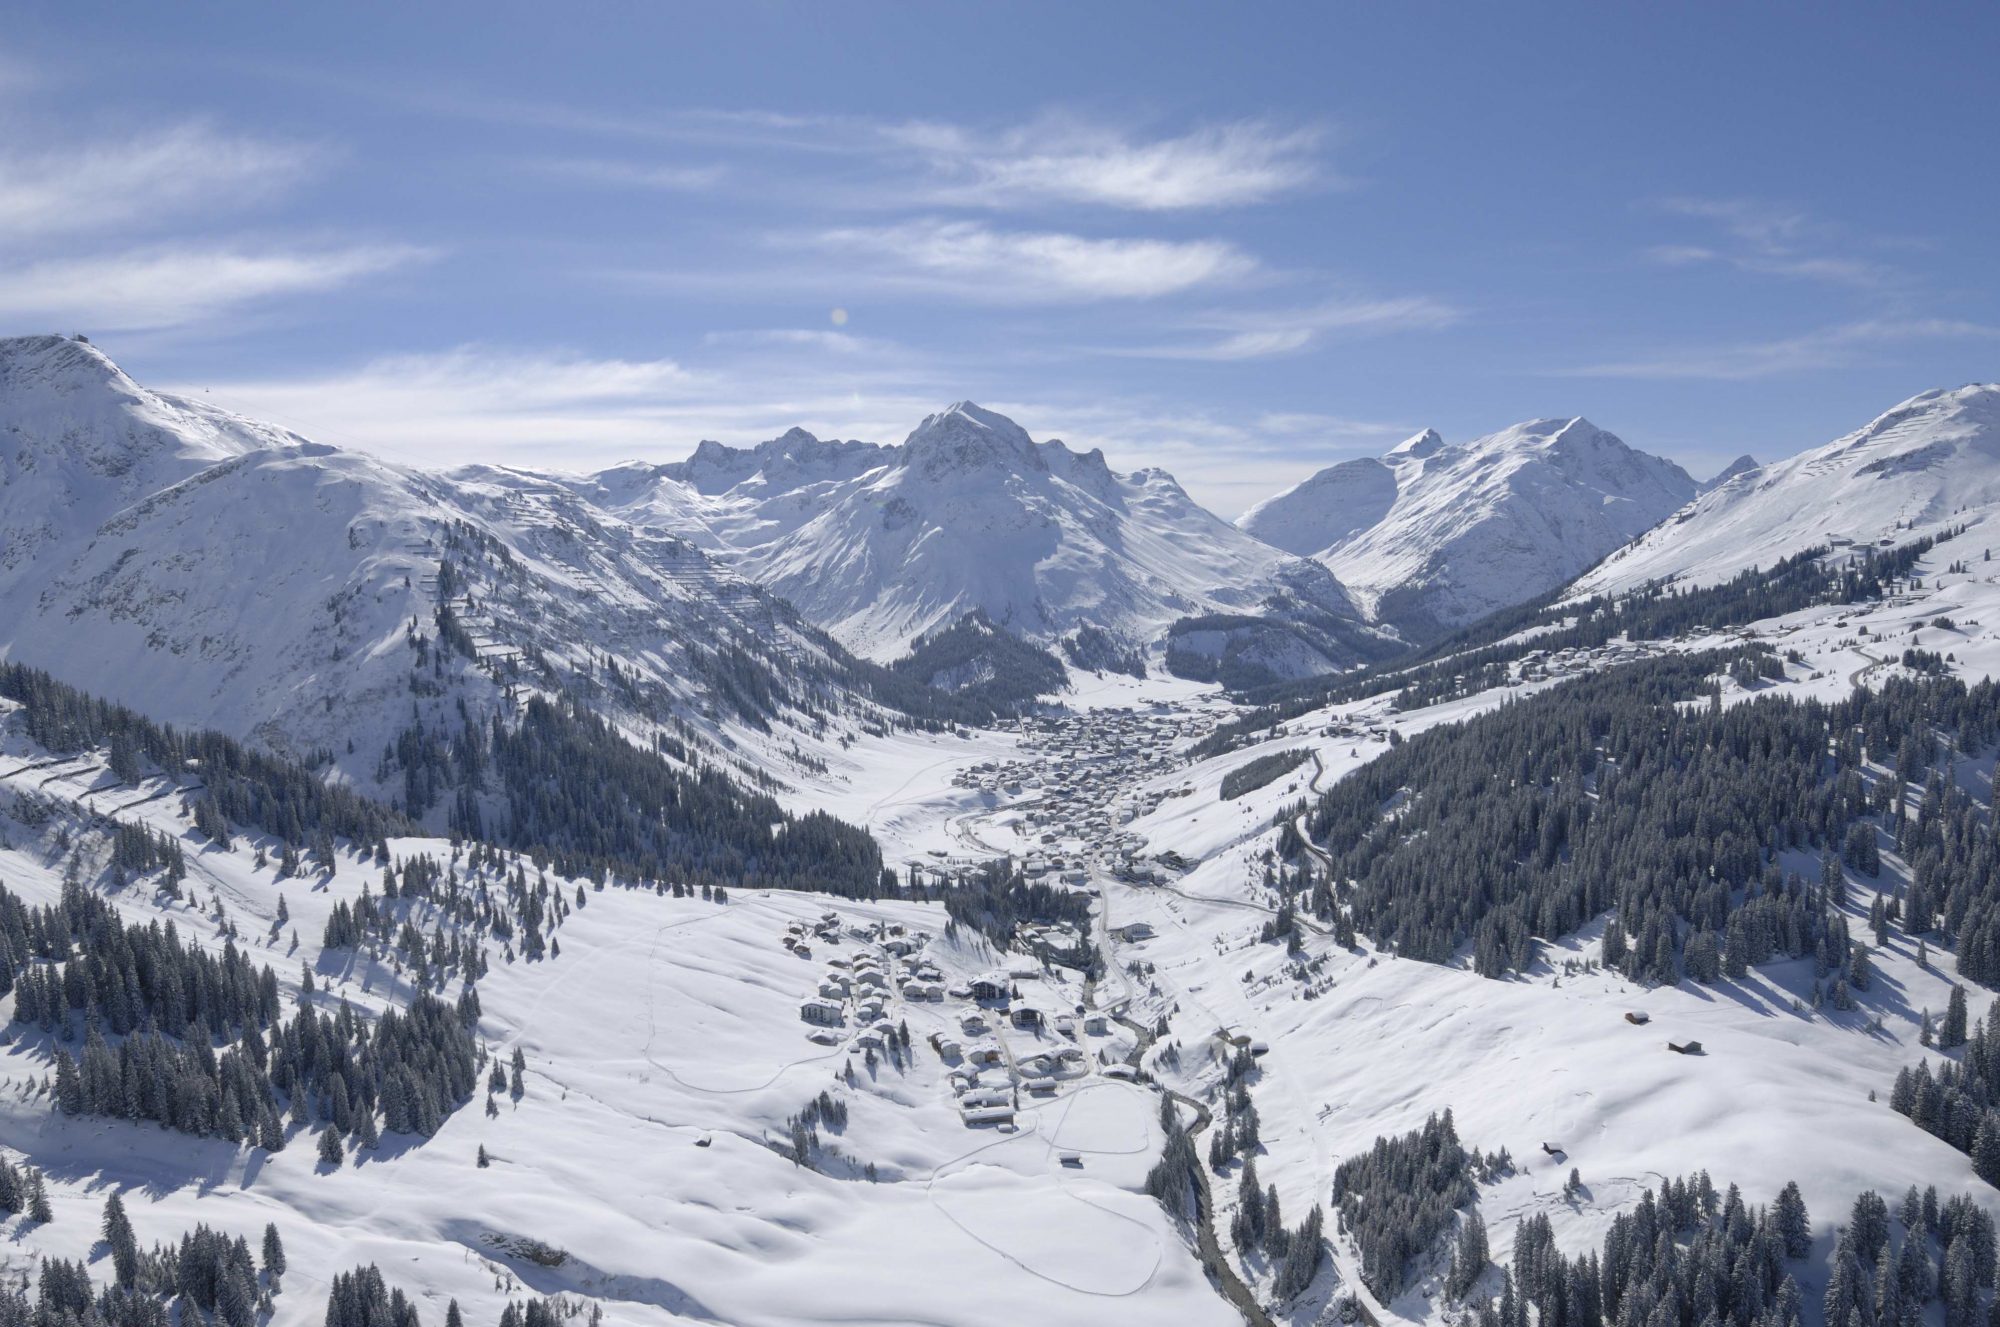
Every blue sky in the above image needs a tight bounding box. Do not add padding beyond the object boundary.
[3,2,1995,515]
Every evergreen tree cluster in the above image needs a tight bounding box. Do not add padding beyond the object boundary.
[1304,652,2000,983]
[0,879,281,1038]
[1,875,478,1149]
[0,1211,285,1327]
[879,611,1069,723]
[783,1087,856,1168]
[495,1300,590,1327]
[0,1155,54,1224]
[382,693,882,894]
[49,983,478,1150]
[1208,1045,1264,1171]
[1221,748,1312,802]
[323,1265,421,1327]
[1819,1186,1997,1327]
[1198,530,1957,757]
[941,860,1093,955]
[1143,1097,1205,1223]
[0,662,414,852]
[1330,1109,1487,1300]
[107,823,186,895]
[1061,623,1147,679]
[1892,1005,2000,1182]
[1471,1173,1815,1327]
[322,841,582,981]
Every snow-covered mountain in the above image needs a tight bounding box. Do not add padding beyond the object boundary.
[1572,383,2000,600]
[0,334,888,810]
[1239,419,1697,637]
[584,401,1381,663]
[1699,453,1760,494]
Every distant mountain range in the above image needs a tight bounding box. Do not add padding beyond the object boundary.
[0,334,901,821]
[1238,418,1698,638]
[1571,383,2000,600]
[575,401,1377,663]
[9,332,1996,748]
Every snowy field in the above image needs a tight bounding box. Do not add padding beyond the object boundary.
[7,530,2000,1327]
[0,726,1233,1327]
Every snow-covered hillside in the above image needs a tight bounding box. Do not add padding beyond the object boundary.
[1239,420,1696,637]
[18,329,2000,1327]
[0,335,893,813]
[581,402,1378,661]
[1698,453,1760,494]
[0,702,1234,1327]
[1573,383,2000,600]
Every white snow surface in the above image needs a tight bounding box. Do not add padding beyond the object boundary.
[1239,420,1696,634]
[0,334,886,808]
[14,338,2000,1327]
[1573,384,2000,599]
[0,713,1233,1327]
[574,401,1368,659]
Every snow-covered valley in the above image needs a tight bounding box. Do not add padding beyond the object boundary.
[6,334,2000,1327]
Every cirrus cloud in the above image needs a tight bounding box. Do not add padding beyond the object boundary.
[884,116,1328,211]
[803,218,1258,302]
[0,121,317,242]
[0,243,432,332]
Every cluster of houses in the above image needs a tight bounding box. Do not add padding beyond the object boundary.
[1314,717,1392,742]
[1512,640,1654,685]
[1015,709,1208,827]
[800,921,1133,1133]
[960,706,1224,893]
[934,974,1103,1129]
[794,912,944,1047]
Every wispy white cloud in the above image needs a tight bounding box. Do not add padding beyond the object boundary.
[699,328,890,355]
[312,74,1326,212]
[1099,295,1461,360]
[802,219,1258,302]
[1556,318,1997,381]
[1658,196,1806,251]
[1645,244,1718,265]
[529,157,728,192]
[180,342,950,469]
[1254,411,1414,440]
[885,116,1327,211]
[0,121,317,241]
[171,340,1377,516]
[1646,196,1904,291]
[0,243,430,332]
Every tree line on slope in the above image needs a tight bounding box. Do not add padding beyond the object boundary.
[7,618,888,899]
[0,662,414,853]
[4,1203,289,1327]
[1297,651,2000,987]
[0,879,478,1153]
[1325,1114,2000,1327]
[1221,748,1312,801]
[1198,530,1958,760]
[386,692,883,894]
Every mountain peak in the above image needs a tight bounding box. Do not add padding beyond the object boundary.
[1387,428,1445,459]
[0,333,138,397]
[900,401,1044,476]
[1701,454,1760,493]
[1572,382,2000,602]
